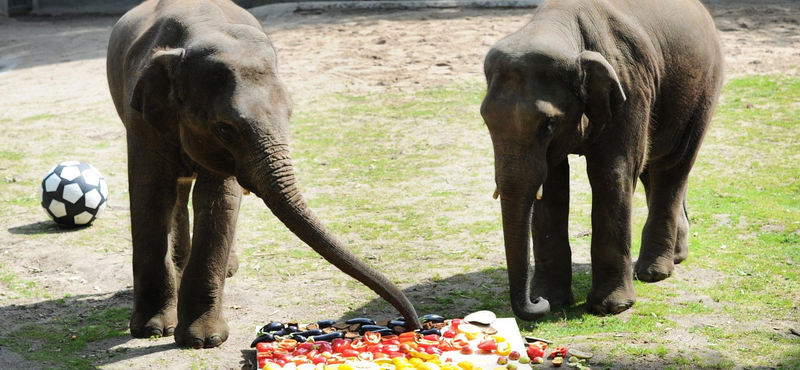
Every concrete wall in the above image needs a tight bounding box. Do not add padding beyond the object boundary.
[16,0,255,16]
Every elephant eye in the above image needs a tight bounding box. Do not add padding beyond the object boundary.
[540,119,555,138]
[213,122,237,142]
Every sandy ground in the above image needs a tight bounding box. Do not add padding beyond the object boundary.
[0,0,798,369]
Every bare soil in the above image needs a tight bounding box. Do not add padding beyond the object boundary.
[0,1,798,369]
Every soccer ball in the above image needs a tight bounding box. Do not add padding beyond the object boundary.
[39,161,108,227]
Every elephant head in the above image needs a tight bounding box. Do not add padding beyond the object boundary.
[480,39,626,320]
[129,24,420,328]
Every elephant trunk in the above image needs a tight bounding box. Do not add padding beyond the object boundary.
[242,143,421,329]
[496,168,551,320]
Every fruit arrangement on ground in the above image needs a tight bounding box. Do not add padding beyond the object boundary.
[250,314,593,370]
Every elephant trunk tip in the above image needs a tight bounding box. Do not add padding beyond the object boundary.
[513,296,551,321]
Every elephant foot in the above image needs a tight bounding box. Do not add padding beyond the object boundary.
[130,307,177,338]
[226,252,239,278]
[635,255,674,282]
[175,312,229,348]
[586,284,636,316]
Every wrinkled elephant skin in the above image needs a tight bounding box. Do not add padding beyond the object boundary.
[106,0,419,348]
[481,0,723,320]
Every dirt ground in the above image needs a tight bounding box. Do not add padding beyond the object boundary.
[0,0,798,369]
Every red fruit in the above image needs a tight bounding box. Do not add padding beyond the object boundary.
[460,344,473,355]
[508,351,521,361]
[531,356,544,364]
[526,345,544,359]
[497,356,509,365]
[256,342,273,353]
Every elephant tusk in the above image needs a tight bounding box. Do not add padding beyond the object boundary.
[493,186,500,200]
[242,188,251,195]
[536,184,543,200]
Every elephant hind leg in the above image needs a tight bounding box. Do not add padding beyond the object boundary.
[636,166,686,282]
[171,178,193,279]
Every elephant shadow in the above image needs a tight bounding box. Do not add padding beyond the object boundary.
[339,265,594,323]
[0,289,182,369]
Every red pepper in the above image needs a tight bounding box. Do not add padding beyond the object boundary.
[341,349,360,358]
[422,334,440,342]
[332,338,351,353]
[442,328,458,338]
[350,339,367,350]
[363,331,382,345]
[548,347,568,359]
[449,319,466,330]
[476,339,498,352]
[398,332,417,343]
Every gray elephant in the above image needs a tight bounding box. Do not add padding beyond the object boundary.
[106,0,420,348]
[481,0,723,320]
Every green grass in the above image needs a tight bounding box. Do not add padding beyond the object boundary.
[263,75,799,368]
[0,304,130,370]
[1,74,798,369]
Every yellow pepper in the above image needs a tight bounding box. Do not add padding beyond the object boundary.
[494,342,511,357]
[416,362,441,370]
[456,361,474,370]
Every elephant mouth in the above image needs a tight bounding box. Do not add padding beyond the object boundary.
[493,184,544,200]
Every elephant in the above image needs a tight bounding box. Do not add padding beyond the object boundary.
[481,0,723,320]
[106,0,420,348]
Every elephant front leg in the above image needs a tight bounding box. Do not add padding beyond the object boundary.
[128,159,181,338]
[585,159,637,315]
[174,169,242,348]
[530,159,574,309]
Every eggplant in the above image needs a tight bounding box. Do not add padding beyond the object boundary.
[291,333,308,343]
[420,314,445,323]
[345,318,376,325]
[371,328,395,336]
[317,320,336,329]
[293,329,324,338]
[393,316,406,322]
[358,325,391,335]
[261,321,285,333]
[309,331,345,342]
[273,325,300,336]
[250,333,275,347]
[419,328,442,336]
[388,320,407,328]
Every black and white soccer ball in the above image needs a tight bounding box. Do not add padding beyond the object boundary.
[39,161,108,227]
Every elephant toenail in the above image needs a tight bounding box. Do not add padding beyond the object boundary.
[163,326,175,337]
[208,335,223,347]
[592,305,608,315]
[611,304,629,314]
[188,338,204,349]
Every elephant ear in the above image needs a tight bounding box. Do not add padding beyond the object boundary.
[130,48,185,133]
[578,51,626,122]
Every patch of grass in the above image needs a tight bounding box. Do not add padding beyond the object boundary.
[0,263,45,299]
[0,305,130,370]
[236,75,798,369]
[21,113,57,122]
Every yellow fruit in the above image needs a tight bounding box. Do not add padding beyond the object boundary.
[265,363,283,370]
[416,362,441,370]
[409,358,424,367]
[456,361,473,370]
[457,324,482,340]
[339,364,354,370]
